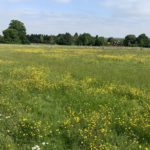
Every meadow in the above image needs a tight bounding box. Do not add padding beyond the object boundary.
[0,44,149,150]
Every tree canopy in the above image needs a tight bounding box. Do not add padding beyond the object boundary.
[124,35,137,47]
[3,20,29,44]
[137,34,150,47]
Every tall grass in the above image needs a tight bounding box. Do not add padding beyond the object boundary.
[0,44,149,150]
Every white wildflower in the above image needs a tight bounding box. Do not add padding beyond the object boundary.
[42,142,49,145]
[5,116,11,119]
[32,145,40,150]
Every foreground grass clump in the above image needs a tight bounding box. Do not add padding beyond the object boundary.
[0,44,149,150]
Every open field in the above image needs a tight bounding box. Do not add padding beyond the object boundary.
[0,44,149,150]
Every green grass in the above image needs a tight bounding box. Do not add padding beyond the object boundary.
[0,44,149,150]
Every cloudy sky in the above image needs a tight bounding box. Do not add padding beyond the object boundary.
[0,0,150,37]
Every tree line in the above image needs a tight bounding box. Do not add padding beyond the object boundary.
[0,20,150,47]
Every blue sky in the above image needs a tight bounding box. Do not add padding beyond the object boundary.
[0,0,150,37]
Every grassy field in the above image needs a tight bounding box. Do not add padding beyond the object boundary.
[0,44,149,150]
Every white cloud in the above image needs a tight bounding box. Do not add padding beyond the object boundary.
[102,0,150,18]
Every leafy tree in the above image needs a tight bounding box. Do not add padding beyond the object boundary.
[77,33,94,46]
[57,33,73,45]
[27,34,57,44]
[3,20,29,44]
[137,34,150,47]
[9,20,28,43]
[3,29,21,43]
[124,35,137,46]
[27,34,41,43]
[95,35,105,46]
[43,35,50,44]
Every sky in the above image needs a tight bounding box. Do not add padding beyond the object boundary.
[0,0,150,37]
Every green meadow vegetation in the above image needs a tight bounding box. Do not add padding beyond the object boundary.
[0,44,149,150]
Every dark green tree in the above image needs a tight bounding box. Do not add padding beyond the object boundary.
[77,33,94,46]
[124,35,137,46]
[3,29,21,43]
[3,20,29,44]
[137,34,150,47]
[57,33,73,45]
[95,36,105,46]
